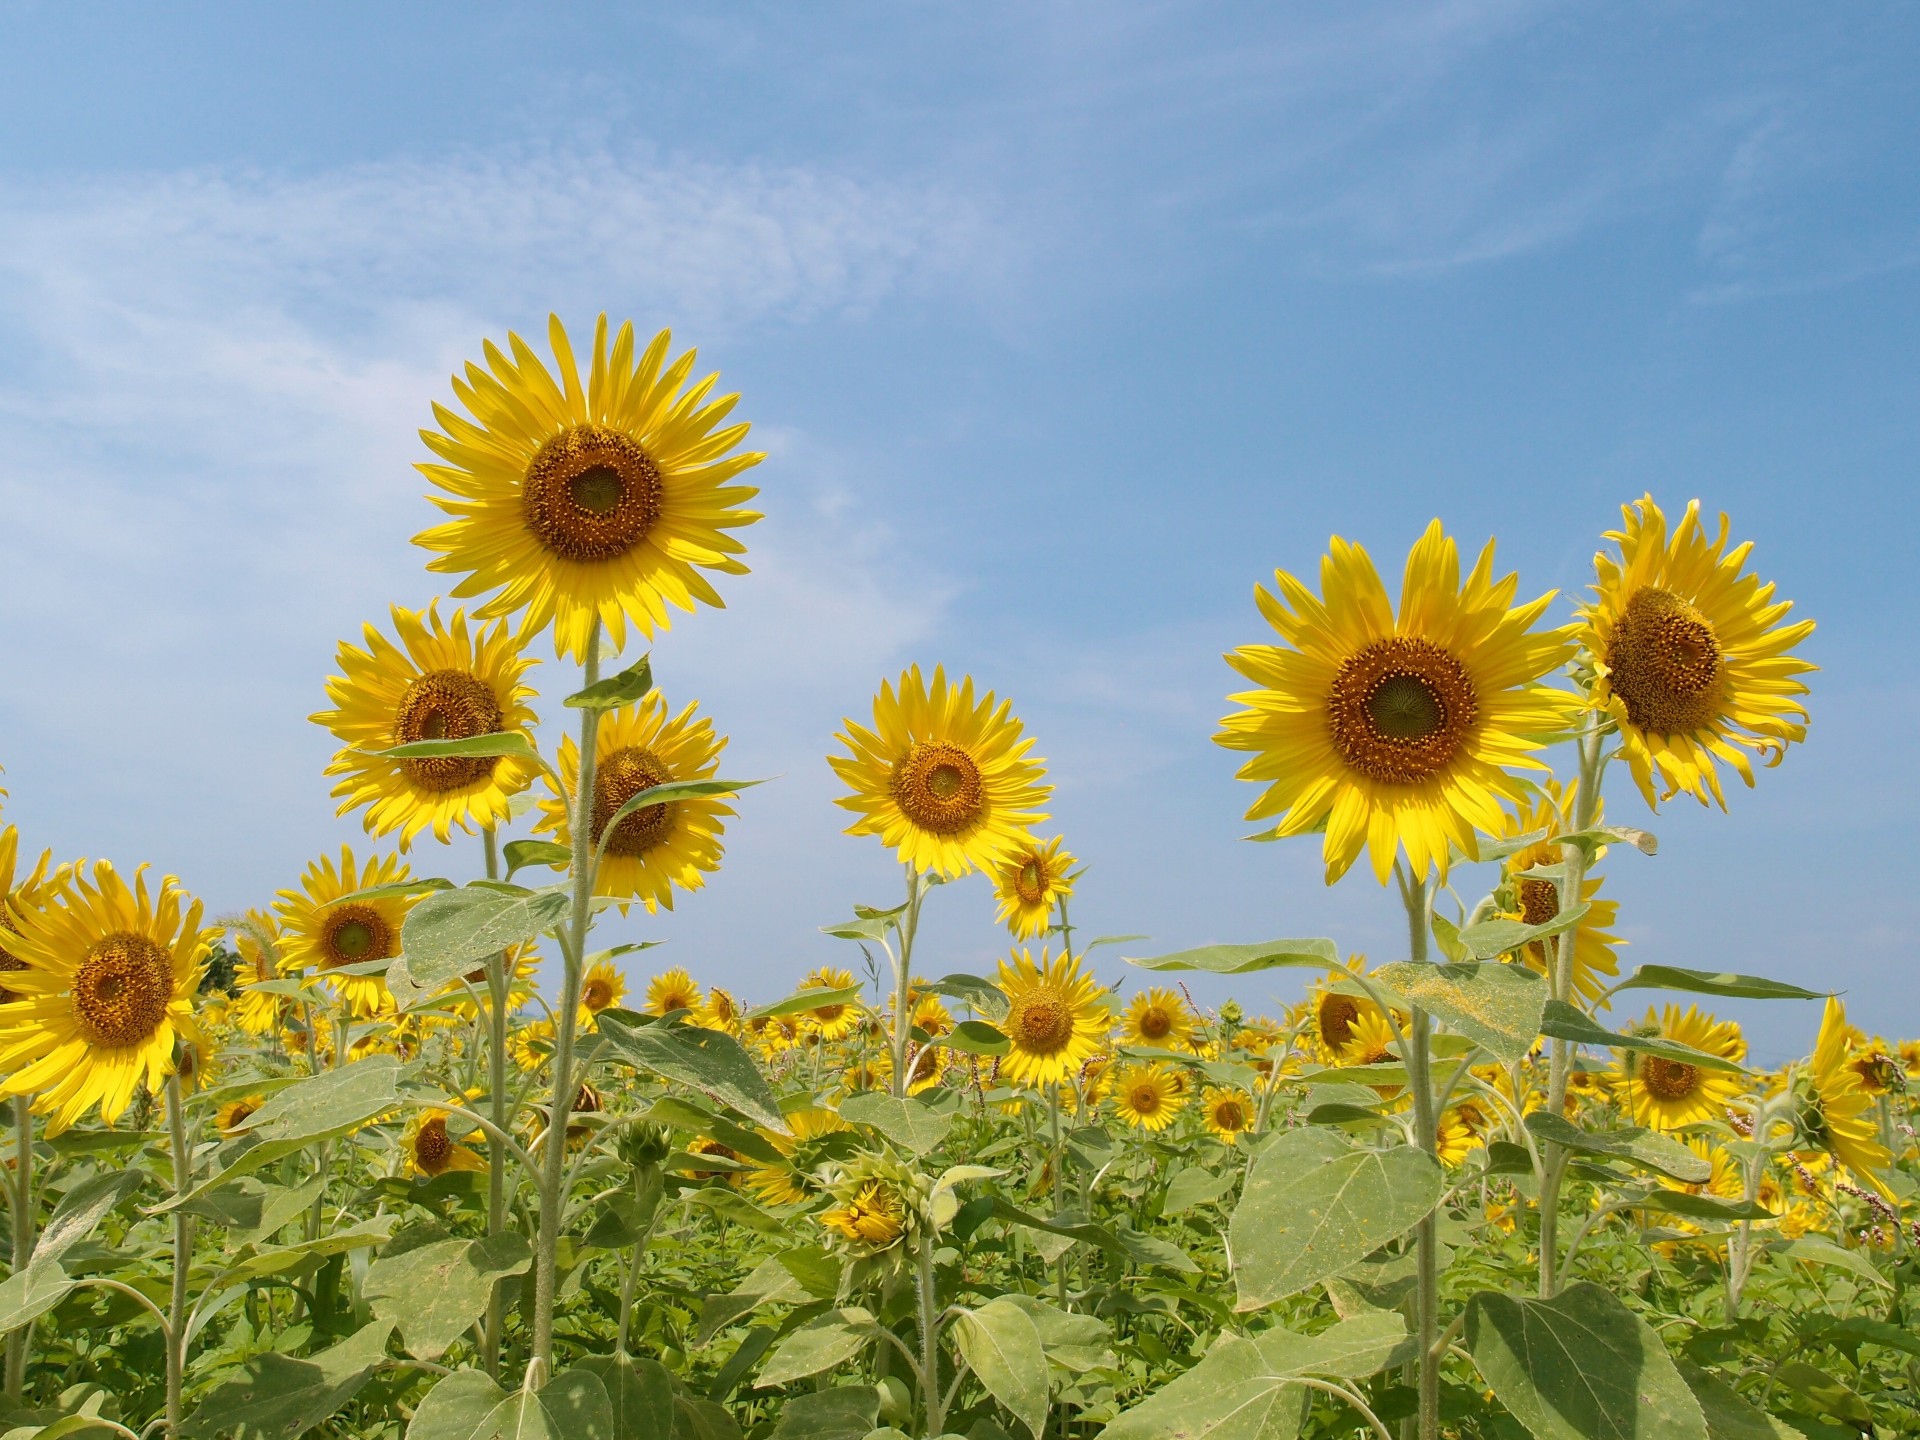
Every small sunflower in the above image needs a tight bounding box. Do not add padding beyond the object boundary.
[1112,1063,1186,1132]
[1340,1009,1399,1067]
[995,948,1110,1089]
[1613,1005,1747,1131]
[744,1106,850,1206]
[536,693,731,912]
[227,909,288,1036]
[1201,1086,1255,1145]
[274,847,417,1019]
[1303,963,1385,1065]
[313,603,540,849]
[696,986,742,1033]
[910,991,953,1038]
[1805,997,1894,1201]
[1436,1104,1489,1167]
[507,1019,554,1073]
[404,1108,487,1178]
[1119,987,1194,1051]
[901,1042,950,1096]
[830,666,1051,878]
[0,861,209,1132]
[415,315,764,661]
[1496,781,1623,1009]
[992,836,1075,940]
[447,943,540,1019]
[798,966,861,1042]
[644,967,702,1017]
[0,825,60,1005]
[216,1095,266,1137]
[1217,520,1578,884]
[820,1178,908,1251]
[1582,496,1815,808]
[578,960,626,1027]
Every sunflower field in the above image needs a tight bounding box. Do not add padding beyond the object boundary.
[0,314,1912,1440]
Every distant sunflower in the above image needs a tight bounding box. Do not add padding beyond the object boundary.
[0,824,60,1005]
[404,1108,487,1178]
[274,847,418,1018]
[696,986,742,1034]
[216,1095,266,1137]
[901,1042,950,1096]
[1614,1005,1747,1131]
[1112,1063,1185,1132]
[1805,997,1894,1201]
[1217,520,1577,884]
[992,836,1075,940]
[0,862,209,1132]
[1201,1086,1255,1145]
[447,942,540,1020]
[798,966,860,1042]
[1582,496,1815,808]
[744,1106,849,1206]
[536,693,730,912]
[508,1019,554,1073]
[995,948,1110,1089]
[1496,781,1623,1009]
[1340,1010,1399,1067]
[1303,962,1385,1065]
[1435,1105,1489,1167]
[1119,987,1194,1051]
[312,603,540,849]
[414,315,764,661]
[578,960,626,1027]
[227,909,288,1036]
[830,666,1051,878]
[645,967,702,1017]
[909,991,953,1038]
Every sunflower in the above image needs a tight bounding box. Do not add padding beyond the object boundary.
[226,909,288,1036]
[744,1107,850,1206]
[1217,521,1577,884]
[447,943,541,1020]
[909,992,953,1038]
[0,825,60,1006]
[1112,1063,1186,1132]
[696,986,742,1033]
[274,847,417,1019]
[1613,1006,1747,1131]
[0,862,209,1132]
[578,961,626,1027]
[995,948,1111,1089]
[507,1019,554,1073]
[313,603,540,849]
[1120,987,1194,1051]
[644,967,702,1017]
[1805,997,1894,1201]
[830,666,1051,879]
[1582,497,1815,808]
[751,1014,800,1064]
[414,315,764,661]
[992,836,1075,940]
[901,1042,950,1096]
[684,1138,743,1184]
[1303,963,1386,1065]
[1340,1010,1399,1067]
[798,966,860,1042]
[1201,1086,1255,1145]
[404,1108,487,1178]
[1435,1105,1489,1167]
[216,1095,266,1137]
[535,694,731,912]
[820,1178,908,1251]
[1496,781,1623,1009]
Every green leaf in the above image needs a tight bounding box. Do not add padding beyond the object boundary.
[681,1187,789,1236]
[1083,934,1149,952]
[745,984,865,1022]
[765,1387,881,1440]
[1125,939,1340,975]
[1457,903,1591,963]
[1677,1362,1807,1440]
[1370,961,1547,1065]
[1523,1113,1713,1184]
[1228,1128,1443,1312]
[372,732,540,762]
[0,1263,73,1335]
[405,1369,508,1440]
[1629,1190,1775,1222]
[1551,825,1658,856]
[1429,912,1469,963]
[1466,1282,1708,1440]
[954,1298,1049,1440]
[1764,1237,1891,1289]
[566,655,653,710]
[755,1308,877,1388]
[598,779,761,846]
[837,1092,957,1156]
[1538,1001,1748,1073]
[450,1370,614,1440]
[503,840,572,879]
[819,915,894,942]
[364,1231,532,1360]
[394,884,570,1000]
[992,1295,1116,1374]
[572,1356,674,1440]
[988,1201,1198,1274]
[181,1320,395,1440]
[31,1169,144,1269]
[1613,966,1826,1002]
[594,1012,788,1132]
[1161,1167,1236,1215]
[336,876,456,904]
[1808,1314,1920,1360]
[1773,1362,1874,1429]
[938,1020,1011,1057]
[920,973,1008,1021]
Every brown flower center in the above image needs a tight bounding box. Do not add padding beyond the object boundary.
[320,904,395,970]
[1137,1005,1174,1041]
[220,1099,260,1134]
[521,423,663,564]
[1012,856,1047,906]
[1006,986,1076,1056]
[1317,993,1362,1051]
[413,1117,453,1175]
[890,742,985,836]
[1518,876,1560,927]
[1606,586,1724,736]
[593,746,678,857]
[1640,1056,1701,1103]
[72,933,174,1048]
[392,669,505,791]
[1326,637,1479,785]
[582,977,614,1012]
[1127,1083,1165,1116]
[1212,1099,1249,1130]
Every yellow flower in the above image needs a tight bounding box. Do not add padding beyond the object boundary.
[1340,1009,1399,1067]
[644,967,702,1017]
[1436,1104,1490,1166]
[1495,781,1624,1010]
[578,961,626,1026]
[0,825,61,1006]
[227,909,288,1036]
[507,1019,554,1073]
[1119,987,1194,1051]
[0,861,209,1132]
[312,602,540,849]
[274,847,419,1019]
[744,1107,850,1206]
[1611,1006,1747,1131]
[1217,520,1577,884]
[1806,997,1894,1201]
[1582,496,1815,808]
[696,986,743,1033]
[995,948,1111,1089]
[901,1043,950,1096]
[821,1179,908,1250]
[992,836,1075,940]
[1201,1086,1255,1144]
[536,693,732,913]
[446,943,540,1020]
[830,665,1051,878]
[415,315,764,661]
[404,1108,487,1178]
[909,991,953,1038]
[215,1095,266,1137]
[798,967,860,1042]
[1303,962,1385,1065]
[1112,1063,1186,1132]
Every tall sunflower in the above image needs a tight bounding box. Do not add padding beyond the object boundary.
[0,824,60,1006]
[830,666,1051,878]
[1496,781,1623,1009]
[1612,1005,1747,1131]
[274,847,419,1018]
[992,836,1075,941]
[414,315,764,661]
[1119,988,1194,1051]
[1805,997,1894,1201]
[535,693,730,912]
[313,602,540,849]
[995,947,1110,1089]
[0,862,209,1132]
[1217,521,1577,884]
[1581,496,1815,808]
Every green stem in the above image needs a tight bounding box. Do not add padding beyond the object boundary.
[482,826,509,1380]
[5,1097,32,1398]
[915,1235,944,1435]
[164,1074,192,1439]
[890,867,924,1099]
[612,1165,665,1358]
[1400,870,1440,1440]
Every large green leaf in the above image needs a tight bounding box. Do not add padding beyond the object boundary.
[937,1020,1010,1056]
[765,1387,881,1440]
[1458,903,1590,962]
[31,1169,144,1268]
[1629,1190,1775,1223]
[181,1320,395,1440]
[755,1308,877,1388]
[365,1232,532,1360]
[837,1091,956,1155]
[989,1200,1197,1273]
[919,972,1008,1021]
[566,655,653,710]
[373,732,540,763]
[573,1355,674,1440]
[1523,1113,1713,1184]
[994,1295,1116,1374]
[0,1263,74,1335]
[594,1013,788,1133]
[1370,961,1547,1064]
[1228,1129,1443,1311]
[448,1370,615,1440]
[744,984,865,1022]
[1124,939,1339,975]
[954,1298,1049,1440]
[1538,1002,1747,1074]
[1613,966,1824,1002]
[1466,1283,1708,1440]
[1678,1364,1807,1440]
[406,1370,510,1440]
[395,884,570,999]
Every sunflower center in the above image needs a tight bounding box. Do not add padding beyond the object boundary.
[593,746,678,857]
[1640,1056,1701,1102]
[1013,858,1047,906]
[72,933,174,1048]
[1138,1005,1173,1041]
[413,1118,453,1176]
[223,1100,259,1131]
[582,978,613,1011]
[1326,637,1479,785]
[1007,986,1076,1056]
[393,669,505,792]
[890,742,986,836]
[1213,1099,1249,1129]
[1519,877,1560,927]
[1606,587,1725,736]
[1128,1083,1165,1116]
[521,423,664,564]
[321,905,395,970]
[1317,994,1361,1050]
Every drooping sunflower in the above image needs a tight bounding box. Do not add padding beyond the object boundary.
[820,1178,908,1252]
[0,862,209,1132]
[578,961,627,1027]
[403,1108,487,1178]
[0,824,60,1005]
[798,966,860,1042]
[225,909,288,1036]
[1201,1086,1255,1145]
[1582,497,1815,808]
[995,948,1111,1089]
[1119,987,1194,1051]
[215,1094,266,1137]
[830,666,1051,879]
[992,836,1075,941]
[744,1106,851,1207]
[1496,781,1624,1010]
[1112,1062,1186,1132]
[536,693,731,912]
[1217,521,1578,884]
[414,315,764,661]
[274,847,419,1019]
[644,967,702,1017]
[1613,1005,1747,1131]
[1805,997,1894,1201]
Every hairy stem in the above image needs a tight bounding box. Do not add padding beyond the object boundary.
[5,1097,33,1397]
[1401,871,1441,1440]
[482,826,509,1380]
[890,867,924,1099]
[164,1075,192,1439]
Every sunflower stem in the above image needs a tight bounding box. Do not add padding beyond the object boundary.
[164,1073,192,1440]
[612,1162,665,1358]
[890,866,924,1100]
[5,1097,33,1398]
[914,1232,944,1435]
[481,825,509,1381]
[1400,871,1441,1440]
[527,621,602,1392]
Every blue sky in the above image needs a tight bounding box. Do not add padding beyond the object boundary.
[0,2,1914,1056]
